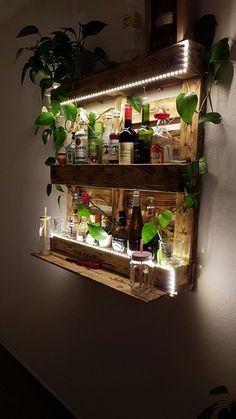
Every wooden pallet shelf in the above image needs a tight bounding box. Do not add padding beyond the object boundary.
[51,163,191,192]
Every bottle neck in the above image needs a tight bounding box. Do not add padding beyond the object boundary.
[124,104,132,128]
[133,193,140,207]
[142,103,150,126]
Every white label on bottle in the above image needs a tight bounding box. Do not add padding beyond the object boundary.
[119,143,134,164]
[66,147,74,165]
[155,12,174,28]
[109,139,119,162]
[75,136,88,164]
[102,137,110,163]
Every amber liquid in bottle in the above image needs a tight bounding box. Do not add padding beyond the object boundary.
[128,190,143,256]
[112,210,128,252]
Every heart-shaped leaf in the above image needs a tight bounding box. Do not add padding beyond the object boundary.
[128,96,142,113]
[209,386,228,395]
[88,224,108,241]
[61,103,78,123]
[199,112,221,124]
[56,184,64,192]
[176,92,198,124]
[17,25,39,38]
[184,193,197,209]
[47,183,52,196]
[81,21,107,38]
[54,126,67,150]
[35,111,55,127]
[210,38,230,63]
[158,210,173,229]
[42,128,52,144]
[45,156,56,166]
[198,156,208,175]
[141,222,157,244]
[77,204,91,218]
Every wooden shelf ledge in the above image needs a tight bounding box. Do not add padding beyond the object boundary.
[51,163,190,192]
[32,252,167,302]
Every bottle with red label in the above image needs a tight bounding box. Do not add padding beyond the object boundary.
[150,109,173,163]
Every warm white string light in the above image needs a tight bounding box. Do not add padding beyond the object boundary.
[60,40,190,105]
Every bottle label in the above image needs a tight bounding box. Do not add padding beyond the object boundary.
[119,143,134,164]
[151,143,164,163]
[66,147,74,165]
[88,136,99,164]
[155,12,174,29]
[75,137,88,164]
[109,139,119,162]
[112,237,127,253]
[102,137,110,163]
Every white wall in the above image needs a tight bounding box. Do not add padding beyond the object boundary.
[0,0,236,418]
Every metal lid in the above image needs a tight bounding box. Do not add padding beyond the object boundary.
[131,251,152,262]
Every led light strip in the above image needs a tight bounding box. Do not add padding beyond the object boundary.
[60,40,190,105]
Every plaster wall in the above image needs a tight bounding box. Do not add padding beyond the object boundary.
[0,0,236,418]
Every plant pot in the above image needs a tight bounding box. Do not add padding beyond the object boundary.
[99,234,112,248]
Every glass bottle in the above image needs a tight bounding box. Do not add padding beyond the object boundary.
[76,216,88,242]
[135,99,153,163]
[143,197,159,260]
[102,112,113,164]
[119,103,136,164]
[75,110,88,164]
[72,191,80,226]
[130,250,153,294]
[109,111,120,164]
[95,121,104,163]
[150,109,173,163]
[88,126,99,164]
[66,131,76,165]
[112,210,128,253]
[127,190,143,256]
[39,215,52,255]
[150,0,177,50]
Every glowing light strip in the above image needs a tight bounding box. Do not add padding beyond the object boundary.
[60,40,190,105]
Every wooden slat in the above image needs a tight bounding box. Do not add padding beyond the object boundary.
[51,164,189,191]
[70,41,201,104]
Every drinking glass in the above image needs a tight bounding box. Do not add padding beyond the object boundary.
[157,238,184,268]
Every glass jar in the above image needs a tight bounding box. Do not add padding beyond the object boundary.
[39,216,52,255]
[130,251,154,294]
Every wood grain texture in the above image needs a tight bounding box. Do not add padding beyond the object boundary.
[51,164,189,192]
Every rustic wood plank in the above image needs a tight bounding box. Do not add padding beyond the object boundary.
[51,164,189,191]
[32,251,166,302]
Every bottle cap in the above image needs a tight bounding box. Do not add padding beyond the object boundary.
[154,109,170,119]
[131,251,152,262]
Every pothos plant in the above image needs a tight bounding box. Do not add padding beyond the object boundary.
[198,385,236,418]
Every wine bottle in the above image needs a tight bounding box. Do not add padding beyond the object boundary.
[135,100,153,163]
[102,112,113,164]
[150,0,177,50]
[119,103,136,164]
[109,111,120,164]
[112,210,128,253]
[128,190,143,256]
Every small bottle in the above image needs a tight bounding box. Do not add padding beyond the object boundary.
[102,112,113,164]
[135,99,153,163]
[75,111,88,164]
[39,215,52,255]
[88,126,99,164]
[150,109,173,163]
[77,217,88,242]
[130,249,153,295]
[127,190,143,256]
[66,132,76,165]
[119,103,136,164]
[109,111,120,164]
[112,210,128,253]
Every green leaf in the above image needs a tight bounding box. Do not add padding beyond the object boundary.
[51,100,60,117]
[45,156,56,166]
[21,62,30,85]
[209,386,228,395]
[176,92,198,124]
[88,111,96,129]
[16,25,39,38]
[57,195,61,209]
[158,210,173,229]
[29,69,37,84]
[141,222,157,244]
[54,126,67,151]
[56,184,64,192]
[199,112,221,124]
[210,38,230,63]
[47,183,52,196]
[42,128,52,144]
[81,20,107,38]
[157,249,165,265]
[77,204,91,218]
[127,96,142,113]
[35,111,55,128]
[184,193,197,209]
[198,156,208,175]
[88,224,108,241]
[61,103,78,123]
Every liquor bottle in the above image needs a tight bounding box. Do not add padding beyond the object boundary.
[127,190,143,256]
[75,111,88,164]
[150,0,177,50]
[143,197,159,260]
[112,210,128,253]
[72,191,80,225]
[119,103,136,164]
[76,217,88,242]
[109,111,120,164]
[88,126,99,164]
[150,109,173,163]
[66,132,76,165]
[135,99,153,163]
[95,121,104,163]
[102,112,113,164]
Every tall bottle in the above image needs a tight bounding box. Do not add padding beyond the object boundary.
[75,110,88,164]
[66,131,76,165]
[150,0,177,50]
[102,112,113,164]
[128,190,143,256]
[119,103,136,164]
[143,196,159,260]
[112,210,128,253]
[135,99,153,163]
[109,111,120,164]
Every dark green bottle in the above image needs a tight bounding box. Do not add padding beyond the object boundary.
[136,101,153,163]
